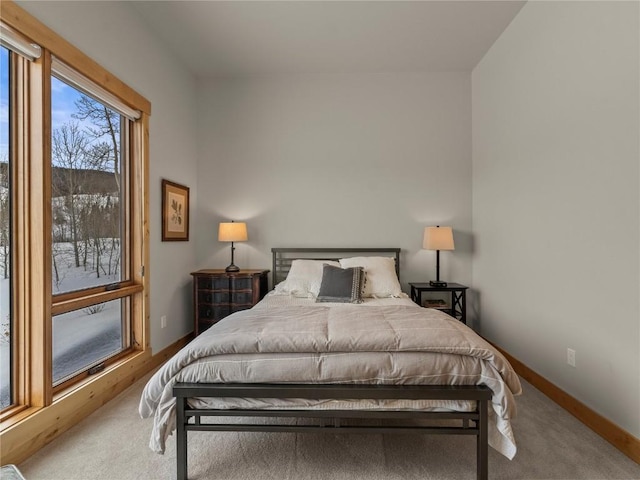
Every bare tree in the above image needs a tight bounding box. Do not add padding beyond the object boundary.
[49,98,122,291]
[0,156,9,279]
[51,122,91,268]
[73,95,122,280]
[73,95,120,189]
[0,189,8,279]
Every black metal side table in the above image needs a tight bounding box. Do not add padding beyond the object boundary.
[409,282,469,324]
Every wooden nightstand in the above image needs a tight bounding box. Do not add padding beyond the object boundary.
[409,282,469,324]
[191,269,269,335]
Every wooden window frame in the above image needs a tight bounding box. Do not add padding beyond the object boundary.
[0,0,150,435]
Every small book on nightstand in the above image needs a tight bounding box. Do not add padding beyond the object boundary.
[423,299,449,309]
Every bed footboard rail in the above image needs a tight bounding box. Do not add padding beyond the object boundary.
[173,383,491,480]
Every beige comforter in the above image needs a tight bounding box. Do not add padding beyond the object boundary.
[139,301,521,458]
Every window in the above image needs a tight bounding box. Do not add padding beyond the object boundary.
[0,4,150,434]
[50,73,133,388]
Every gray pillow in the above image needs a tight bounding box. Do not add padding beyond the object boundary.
[316,264,364,303]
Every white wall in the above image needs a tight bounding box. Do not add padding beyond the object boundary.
[195,73,473,291]
[18,1,200,352]
[472,1,639,437]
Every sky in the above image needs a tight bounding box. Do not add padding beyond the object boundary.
[0,45,102,163]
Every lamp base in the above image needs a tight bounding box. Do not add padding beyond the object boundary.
[429,280,448,287]
[225,264,240,273]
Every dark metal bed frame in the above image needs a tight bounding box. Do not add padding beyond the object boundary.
[172,248,492,480]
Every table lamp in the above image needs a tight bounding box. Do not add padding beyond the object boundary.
[218,221,248,273]
[423,226,455,287]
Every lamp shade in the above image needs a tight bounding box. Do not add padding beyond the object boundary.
[218,222,248,242]
[423,226,454,251]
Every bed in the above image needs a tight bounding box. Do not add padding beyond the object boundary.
[139,248,521,480]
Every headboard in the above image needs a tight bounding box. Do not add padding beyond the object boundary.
[271,248,401,287]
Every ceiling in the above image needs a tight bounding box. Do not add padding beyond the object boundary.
[130,1,526,78]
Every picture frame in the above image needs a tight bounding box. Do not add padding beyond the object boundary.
[161,179,189,241]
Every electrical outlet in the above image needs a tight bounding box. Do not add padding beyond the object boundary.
[161,315,167,329]
[567,348,576,367]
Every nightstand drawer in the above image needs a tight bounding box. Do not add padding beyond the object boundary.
[231,291,254,305]
[198,291,231,304]
[198,305,230,321]
[229,277,252,290]
[197,277,228,290]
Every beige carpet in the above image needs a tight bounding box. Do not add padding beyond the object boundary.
[17,372,640,480]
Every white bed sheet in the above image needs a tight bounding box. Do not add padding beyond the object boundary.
[257,290,415,308]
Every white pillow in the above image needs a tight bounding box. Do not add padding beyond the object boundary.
[274,259,340,297]
[339,256,402,298]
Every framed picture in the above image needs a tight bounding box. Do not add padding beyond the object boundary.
[161,179,189,241]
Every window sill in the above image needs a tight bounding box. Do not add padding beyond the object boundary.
[53,348,147,402]
[0,405,42,431]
